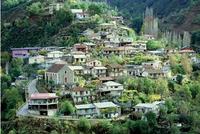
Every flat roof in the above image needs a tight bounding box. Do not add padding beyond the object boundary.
[30,93,58,100]
[134,103,157,109]
[73,55,86,58]
[68,66,84,70]
[103,81,122,86]
[93,66,107,70]
[11,47,41,50]
[94,102,119,109]
[75,104,95,109]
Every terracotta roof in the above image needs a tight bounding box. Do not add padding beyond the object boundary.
[72,87,86,92]
[75,45,86,49]
[47,64,65,73]
[30,93,58,100]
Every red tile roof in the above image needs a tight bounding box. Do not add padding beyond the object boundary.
[30,93,58,100]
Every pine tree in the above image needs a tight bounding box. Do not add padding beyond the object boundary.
[143,7,159,38]
[182,31,191,48]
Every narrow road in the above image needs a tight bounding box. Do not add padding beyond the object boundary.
[28,79,38,95]
[17,79,38,116]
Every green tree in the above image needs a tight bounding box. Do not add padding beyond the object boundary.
[156,78,169,98]
[146,40,163,50]
[145,112,157,127]
[88,4,103,16]
[55,9,73,26]
[27,2,44,15]
[60,100,74,115]
[181,55,192,75]
[2,87,24,120]
[94,120,112,134]
[9,58,23,79]
[77,118,91,133]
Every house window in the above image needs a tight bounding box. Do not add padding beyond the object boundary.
[65,71,67,74]
[115,86,118,88]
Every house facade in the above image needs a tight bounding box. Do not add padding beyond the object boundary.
[71,87,93,103]
[94,102,121,118]
[75,104,97,118]
[11,47,41,58]
[29,55,45,64]
[98,81,124,97]
[28,93,58,116]
[75,102,121,118]
[45,63,68,84]
[65,66,84,84]
[91,66,107,77]
[86,59,102,67]
[106,64,125,78]
[47,51,64,58]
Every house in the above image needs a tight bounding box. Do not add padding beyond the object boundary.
[11,47,41,58]
[94,102,121,118]
[91,66,107,78]
[132,42,147,52]
[75,104,97,118]
[82,42,96,50]
[47,51,64,58]
[86,59,102,67]
[103,47,123,56]
[125,65,144,76]
[65,65,84,84]
[142,68,165,79]
[71,87,94,103]
[179,47,195,54]
[42,58,62,69]
[72,53,87,64]
[71,9,89,19]
[143,34,155,40]
[73,44,88,53]
[45,63,68,84]
[106,64,125,78]
[28,93,58,116]
[133,103,159,115]
[142,61,162,69]
[133,101,165,115]
[98,81,124,97]
[29,55,45,64]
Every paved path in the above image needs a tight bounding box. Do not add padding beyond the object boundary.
[17,79,38,116]
[28,79,38,95]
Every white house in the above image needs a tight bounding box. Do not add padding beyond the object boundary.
[29,55,45,64]
[142,61,162,69]
[65,65,84,84]
[71,87,93,104]
[28,93,58,116]
[99,81,124,97]
[73,54,87,64]
[47,51,64,58]
[91,66,107,77]
[94,102,121,118]
[134,103,159,115]
[86,59,102,67]
[71,9,89,19]
[75,104,97,118]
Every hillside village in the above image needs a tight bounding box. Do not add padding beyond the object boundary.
[1,0,200,133]
[9,1,199,118]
